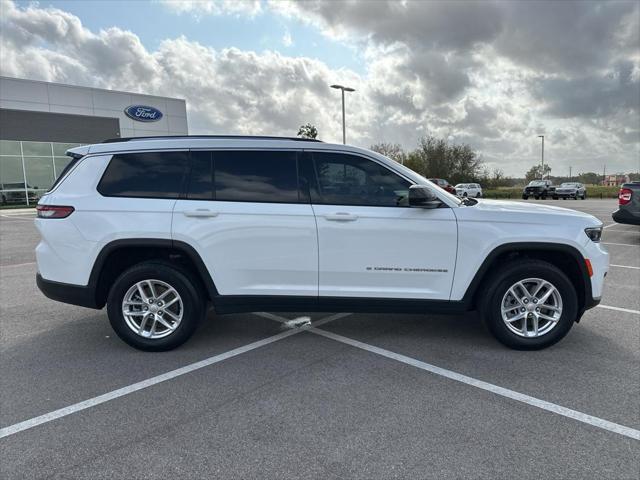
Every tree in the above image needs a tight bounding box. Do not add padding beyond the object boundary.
[370,142,407,164]
[297,123,318,139]
[525,164,552,182]
[403,135,483,184]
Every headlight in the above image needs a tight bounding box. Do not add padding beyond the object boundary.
[584,227,602,243]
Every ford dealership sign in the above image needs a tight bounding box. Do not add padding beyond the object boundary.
[124,105,163,122]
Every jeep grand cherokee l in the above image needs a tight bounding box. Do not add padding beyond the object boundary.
[35,136,608,351]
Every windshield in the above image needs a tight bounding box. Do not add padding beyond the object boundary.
[560,183,579,187]
[455,184,467,188]
[528,181,546,186]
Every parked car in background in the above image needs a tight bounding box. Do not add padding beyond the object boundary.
[0,182,40,205]
[454,183,482,198]
[553,182,587,200]
[612,182,640,225]
[428,178,456,194]
[522,180,555,200]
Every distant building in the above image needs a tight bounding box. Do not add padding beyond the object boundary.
[0,76,188,205]
[603,174,628,186]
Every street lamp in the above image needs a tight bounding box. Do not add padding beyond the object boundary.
[330,84,355,144]
[538,135,545,180]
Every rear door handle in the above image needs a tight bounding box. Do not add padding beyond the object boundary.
[324,212,358,222]
[183,209,219,218]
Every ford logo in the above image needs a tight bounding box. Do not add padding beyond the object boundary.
[124,105,163,122]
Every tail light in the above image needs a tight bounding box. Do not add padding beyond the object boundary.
[36,205,74,219]
[619,188,632,205]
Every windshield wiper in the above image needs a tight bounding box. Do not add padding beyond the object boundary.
[461,197,478,206]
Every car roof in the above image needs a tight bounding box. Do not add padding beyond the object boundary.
[67,135,367,158]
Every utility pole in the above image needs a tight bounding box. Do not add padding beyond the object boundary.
[569,166,572,181]
[603,165,606,186]
[330,84,355,144]
[538,135,545,179]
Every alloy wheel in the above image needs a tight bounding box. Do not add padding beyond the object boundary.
[122,279,183,339]
[500,278,563,338]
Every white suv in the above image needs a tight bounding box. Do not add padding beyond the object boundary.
[454,183,482,198]
[35,136,608,351]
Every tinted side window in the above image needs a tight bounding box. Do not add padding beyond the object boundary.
[98,151,188,198]
[188,151,214,200]
[214,151,299,203]
[312,153,410,206]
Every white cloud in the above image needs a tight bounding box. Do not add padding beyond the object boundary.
[282,30,293,47]
[1,0,638,176]
[159,0,262,17]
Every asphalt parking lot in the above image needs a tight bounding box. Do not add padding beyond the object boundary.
[1,198,638,479]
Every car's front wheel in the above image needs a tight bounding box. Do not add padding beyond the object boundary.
[479,260,578,350]
[107,262,205,351]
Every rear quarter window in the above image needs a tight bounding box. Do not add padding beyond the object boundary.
[98,151,189,198]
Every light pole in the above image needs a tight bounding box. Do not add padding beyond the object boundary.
[330,84,355,144]
[538,135,545,179]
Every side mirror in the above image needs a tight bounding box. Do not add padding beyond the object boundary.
[409,185,441,209]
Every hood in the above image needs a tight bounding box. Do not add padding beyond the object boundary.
[457,199,601,227]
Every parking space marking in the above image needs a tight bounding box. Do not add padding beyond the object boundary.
[610,264,640,270]
[0,329,301,439]
[603,242,639,247]
[597,305,640,315]
[0,261,36,269]
[309,327,640,441]
[603,223,618,229]
[0,311,349,440]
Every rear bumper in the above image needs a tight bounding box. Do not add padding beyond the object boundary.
[612,208,640,225]
[36,273,100,309]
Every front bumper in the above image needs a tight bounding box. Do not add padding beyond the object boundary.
[554,191,578,198]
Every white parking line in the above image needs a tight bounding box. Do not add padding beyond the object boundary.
[610,264,640,270]
[310,327,640,441]
[602,242,639,247]
[0,329,298,439]
[0,312,349,439]
[597,305,640,315]
[1,262,36,269]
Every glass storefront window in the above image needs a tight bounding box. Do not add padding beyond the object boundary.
[0,140,22,156]
[21,141,54,157]
[0,141,86,206]
[53,143,82,156]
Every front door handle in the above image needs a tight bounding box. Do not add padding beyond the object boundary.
[183,209,219,218]
[324,212,358,222]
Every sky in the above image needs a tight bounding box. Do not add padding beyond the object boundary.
[1,0,639,177]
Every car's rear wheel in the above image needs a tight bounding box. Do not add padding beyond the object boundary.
[522,195,528,200]
[479,260,578,350]
[107,262,205,351]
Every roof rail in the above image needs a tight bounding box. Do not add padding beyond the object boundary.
[101,135,323,144]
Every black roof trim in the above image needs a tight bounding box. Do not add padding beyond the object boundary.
[102,135,322,144]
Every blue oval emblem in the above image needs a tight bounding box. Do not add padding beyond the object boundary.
[124,105,163,122]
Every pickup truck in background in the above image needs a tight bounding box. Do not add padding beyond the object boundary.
[522,180,555,200]
[612,182,640,225]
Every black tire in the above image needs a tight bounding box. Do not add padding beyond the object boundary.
[582,193,587,200]
[552,196,558,200]
[478,259,578,350]
[534,195,539,200]
[476,192,482,198]
[107,262,205,351]
[522,195,528,200]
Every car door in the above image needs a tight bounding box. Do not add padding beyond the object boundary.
[306,151,458,300]
[172,149,318,297]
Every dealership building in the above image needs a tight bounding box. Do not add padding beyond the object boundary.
[0,76,188,205]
